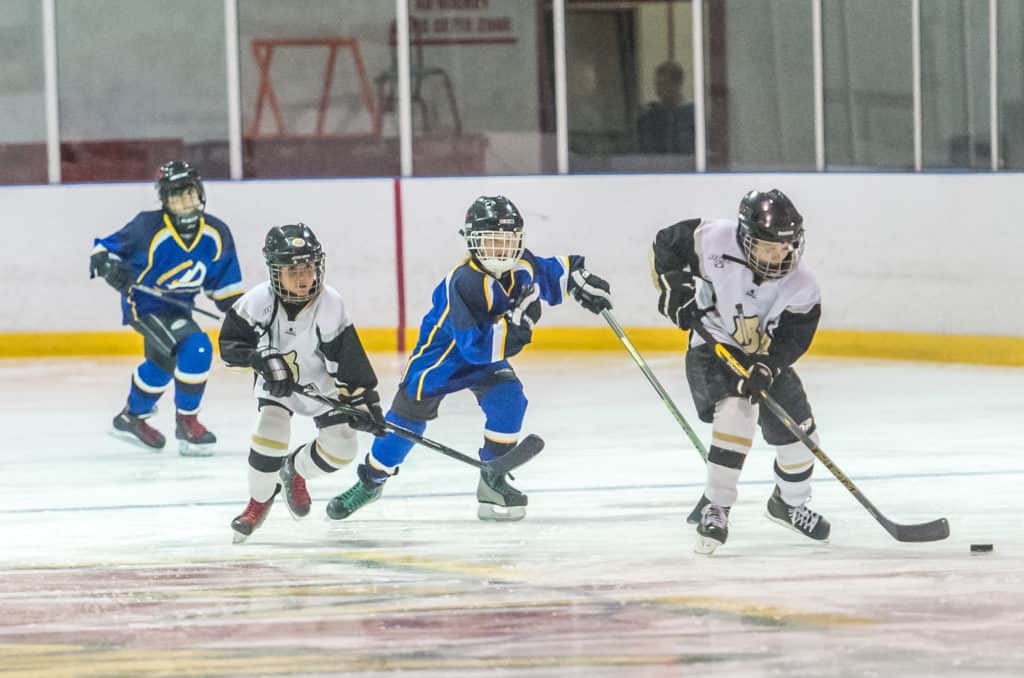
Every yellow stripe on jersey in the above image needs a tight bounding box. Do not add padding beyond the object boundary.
[162,213,211,253]
[416,339,456,400]
[202,221,223,261]
[483,276,493,311]
[136,227,174,284]
[155,259,194,285]
[401,304,450,383]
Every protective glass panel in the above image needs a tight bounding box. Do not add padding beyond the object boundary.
[238,0,396,177]
[56,0,228,182]
[823,0,914,170]
[921,2,991,169]
[703,0,815,170]
[0,1,46,184]
[405,0,554,176]
[998,0,1024,169]
[566,0,696,174]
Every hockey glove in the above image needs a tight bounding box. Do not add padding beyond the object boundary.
[89,250,135,294]
[508,284,542,330]
[657,269,702,330]
[336,382,387,437]
[253,351,296,398]
[736,362,775,404]
[568,263,612,314]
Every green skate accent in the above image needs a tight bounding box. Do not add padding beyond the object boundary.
[326,481,383,520]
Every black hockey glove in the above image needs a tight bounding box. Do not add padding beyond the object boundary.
[253,351,296,398]
[736,362,775,404]
[89,250,134,294]
[508,284,542,330]
[568,263,612,314]
[336,382,387,437]
[657,270,702,330]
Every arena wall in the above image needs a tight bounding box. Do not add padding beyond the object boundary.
[2,173,1021,364]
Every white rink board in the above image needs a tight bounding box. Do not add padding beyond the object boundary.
[3,173,1021,336]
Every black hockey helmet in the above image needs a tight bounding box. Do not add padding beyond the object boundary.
[156,160,206,231]
[737,188,805,279]
[263,223,325,303]
[459,195,524,275]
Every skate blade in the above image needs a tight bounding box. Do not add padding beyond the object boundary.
[178,440,215,457]
[764,512,830,543]
[109,430,164,452]
[477,503,526,522]
[694,535,724,555]
[232,530,249,544]
[283,501,311,521]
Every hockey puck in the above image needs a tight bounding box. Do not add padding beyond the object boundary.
[970,544,993,553]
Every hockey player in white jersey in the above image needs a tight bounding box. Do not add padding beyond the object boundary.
[652,189,830,554]
[219,224,386,543]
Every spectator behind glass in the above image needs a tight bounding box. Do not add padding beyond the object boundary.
[637,61,695,155]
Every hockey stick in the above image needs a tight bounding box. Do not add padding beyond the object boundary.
[131,284,223,320]
[600,310,707,461]
[691,322,949,543]
[599,310,710,524]
[296,384,544,476]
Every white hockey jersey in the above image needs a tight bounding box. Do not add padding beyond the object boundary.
[653,217,821,366]
[228,282,356,417]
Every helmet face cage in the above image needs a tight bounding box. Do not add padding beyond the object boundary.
[268,251,325,303]
[739,226,805,279]
[263,225,325,303]
[464,229,524,275]
[737,188,804,279]
[156,161,206,227]
[461,195,524,275]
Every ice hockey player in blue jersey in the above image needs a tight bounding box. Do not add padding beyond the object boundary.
[89,160,244,456]
[326,195,613,522]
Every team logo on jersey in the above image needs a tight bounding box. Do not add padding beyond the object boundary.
[167,262,207,290]
[731,313,771,354]
[281,351,301,383]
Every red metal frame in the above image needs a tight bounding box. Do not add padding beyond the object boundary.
[249,38,381,139]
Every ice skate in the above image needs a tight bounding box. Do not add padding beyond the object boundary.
[231,488,279,544]
[326,463,385,520]
[175,412,216,457]
[765,486,830,542]
[111,407,166,450]
[694,503,730,555]
[477,468,527,522]
[279,451,311,518]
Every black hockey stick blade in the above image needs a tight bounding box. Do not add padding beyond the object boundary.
[483,434,545,476]
[685,494,710,525]
[884,516,951,543]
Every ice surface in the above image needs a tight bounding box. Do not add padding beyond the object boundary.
[1,352,1021,677]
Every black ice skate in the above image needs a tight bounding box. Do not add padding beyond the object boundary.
[111,407,166,450]
[326,462,386,520]
[231,487,279,544]
[175,412,216,457]
[694,503,730,555]
[765,486,831,542]
[279,451,311,518]
[477,468,527,522]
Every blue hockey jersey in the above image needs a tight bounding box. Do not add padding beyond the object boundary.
[93,210,244,324]
[400,249,583,400]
